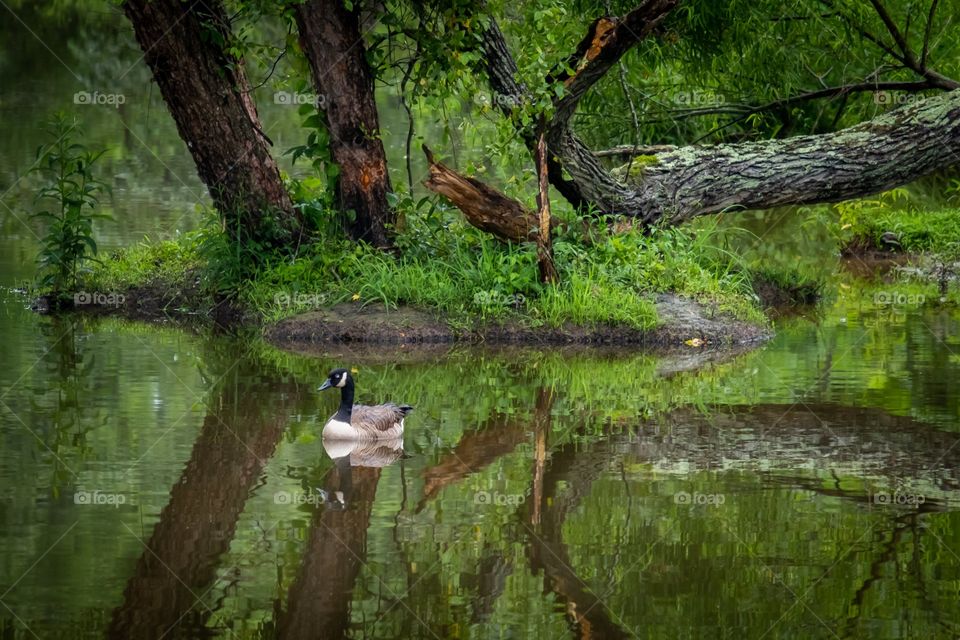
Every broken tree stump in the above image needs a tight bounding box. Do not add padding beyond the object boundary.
[534,129,559,283]
[422,144,541,243]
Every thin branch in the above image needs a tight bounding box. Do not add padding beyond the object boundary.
[819,0,905,63]
[605,80,941,131]
[686,80,941,145]
[397,32,420,194]
[921,0,940,69]
[606,0,643,176]
[247,48,287,92]
[868,0,915,64]
[822,0,959,89]
[771,12,841,22]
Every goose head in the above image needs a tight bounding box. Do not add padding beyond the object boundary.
[318,368,351,391]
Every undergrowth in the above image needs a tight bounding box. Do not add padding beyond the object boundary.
[836,186,960,255]
[87,197,768,330]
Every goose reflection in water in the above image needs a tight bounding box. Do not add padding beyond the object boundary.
[323,436,404,468]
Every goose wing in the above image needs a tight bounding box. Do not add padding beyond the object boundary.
[352,403,413,435]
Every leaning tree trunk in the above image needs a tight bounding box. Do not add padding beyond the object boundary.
[583,95,960,224]
[478,3,960,226]
[295,0,395,248]
[123,0,301,249]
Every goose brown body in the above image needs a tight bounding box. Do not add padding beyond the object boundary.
[318,368,413,441]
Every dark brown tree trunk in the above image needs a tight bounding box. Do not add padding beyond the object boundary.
[122,0,301,249]
[295,0,395,248]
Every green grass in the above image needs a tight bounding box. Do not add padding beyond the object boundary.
[89,235,203,292]
[841,206,960,255]
[749,263,826,304]
[86,202,769,330]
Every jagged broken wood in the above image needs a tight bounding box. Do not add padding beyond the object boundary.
[421,145,541,243]
[422,144,558,283]
[534,130,559,283]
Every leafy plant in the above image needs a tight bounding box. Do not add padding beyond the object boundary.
[29,113,110,296]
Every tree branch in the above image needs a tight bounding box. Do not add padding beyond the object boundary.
[480,17,589,209]
[868,0,915,65]
[921,0,941,69]
[631,80,944,127]
[478,2,960,230]
[822,0,959,89]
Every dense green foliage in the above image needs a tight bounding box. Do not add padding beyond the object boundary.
[575,0,960,147]
[839,191,960,255]
[28,114,109,295]
[57,0,960,328]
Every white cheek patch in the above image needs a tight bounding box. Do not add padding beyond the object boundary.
[336,375,347,388]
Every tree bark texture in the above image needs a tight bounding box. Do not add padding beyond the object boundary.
[295,0,395,247]
[122,0,300,247]
[422,145,540,242]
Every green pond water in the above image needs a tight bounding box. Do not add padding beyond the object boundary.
[3,4,960,640]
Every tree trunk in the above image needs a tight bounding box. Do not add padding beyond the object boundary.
[610,93,960,223]
[480,4,960,226]
[122,0,300,249]
[295,0,395,248]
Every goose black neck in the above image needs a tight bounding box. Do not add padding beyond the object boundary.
[334,376,355,421]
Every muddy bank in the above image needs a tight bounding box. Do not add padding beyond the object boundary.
[264,293,772,351]
[30,277,246,328]
[38,283,773,351]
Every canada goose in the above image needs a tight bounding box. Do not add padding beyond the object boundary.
[880,231,902,251]
[318,368,412,441]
